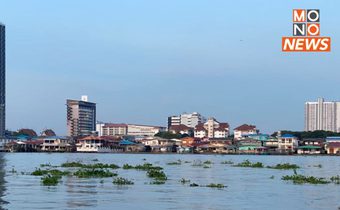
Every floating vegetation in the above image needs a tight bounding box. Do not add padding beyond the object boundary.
[147,169,167,181]
[233,160,264,168]
[282,174,330,184]
[167,160,182,165]
[92,158,99,162]
[330,175,340,184]
[189,183,199,187]
[10,168,17,174]
[82,163,120,169]
[41,175,60,186]
[100,180,104,184]
[206,183,226,188]
[180,178,191,184]
[184,161,191,164]
[123,163,163,171]
[315,164,322,168]
[270,175,275,179]
[74,169,117,178]
[203,165,211,169]
[267,163,300,170]
[61,162,84,168]
[150,180,166,185]
[40,163,54,168]
[221,160,234,165]
[203,160,213,165]
[31,168,70,176]
[112,177,134,185]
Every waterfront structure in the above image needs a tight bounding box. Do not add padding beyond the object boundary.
[277,134,299,153]
[168,112,205,128]
[297,138,324,154]
[233,124,258,140]
[40,136,74,152]
[0,23,5,137]
[305,98,340,132]
[194,118,229,138]
[76,136,122,153]
[67,96,96,137]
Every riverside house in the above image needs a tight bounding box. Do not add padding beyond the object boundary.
[325,137,340,155]
[297,138,325,154]
[41,136,74,152]
[76,136,122,153]
[278,134,299,153]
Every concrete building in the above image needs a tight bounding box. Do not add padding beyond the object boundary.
[234,124,258,140]
[127,124,166,136]
[194,118,229,138]
[277,134,299,153]
[305,98,340,132]
[168,112,205,128]
[102,124,128,136]
[0,23,5,137]
[67,96,96,137]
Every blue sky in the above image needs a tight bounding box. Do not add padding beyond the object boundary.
[1,0,339,135]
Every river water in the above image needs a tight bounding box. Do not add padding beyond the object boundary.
[0,153,339,210]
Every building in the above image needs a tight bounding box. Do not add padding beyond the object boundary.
[0,23,5,137]
[102,123,128,136]
[168,112,205,128]
[76,136,122,153]
[277,134,299,153]
[127,124,166,136]
[168,116,180,128]
[194,118,229,138]
[67,96,96,137]
[305,98,340,132]
[41,136,74,152]
[297,138,324,155]
[233,124,258,140]
[169,124,192,135]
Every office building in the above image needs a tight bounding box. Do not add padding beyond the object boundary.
[0,23,5,137]
[305,98,340,132]
[168,112,205,128]
[67,95,96,136]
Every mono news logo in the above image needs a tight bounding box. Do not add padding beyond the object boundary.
[282,9,331,52]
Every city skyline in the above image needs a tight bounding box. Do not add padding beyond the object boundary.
[1,1,339,135]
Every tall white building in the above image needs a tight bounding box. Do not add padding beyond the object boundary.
[168,112,205,128]
[305,98,340,132]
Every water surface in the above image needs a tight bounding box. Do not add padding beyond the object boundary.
[1,153,340,210]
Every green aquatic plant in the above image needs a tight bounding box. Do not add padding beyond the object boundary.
[112,177,134,185]
[270,175,275,179]
[150,180,166,185]
[61,162,84,168]
[203,160,213,165]
[267,163,300,170]
[122,163,163,171]
[221,160,234,165]
[330,175,340,184]
[282,174,330,184]
[189,183,199,187]
[233,160,264,168]
[147,169,167,181]
[206,183,226,188]
[167,160,182,165]
[74,169,117,178]
[32,168,70,176]
[81,163,120,169]
[41,175,60,186]
[92,158,99,162]
[180,178,191,184]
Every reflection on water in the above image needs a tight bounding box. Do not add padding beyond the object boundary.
[0,154,7,210]
[1,153,340,210]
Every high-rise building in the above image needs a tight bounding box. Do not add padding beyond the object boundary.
[67,95,96,137]
[0,23,5,137]
[168,112,205,129]
[305,98,340,132]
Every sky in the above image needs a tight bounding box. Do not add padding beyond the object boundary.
[0,0,339,135]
